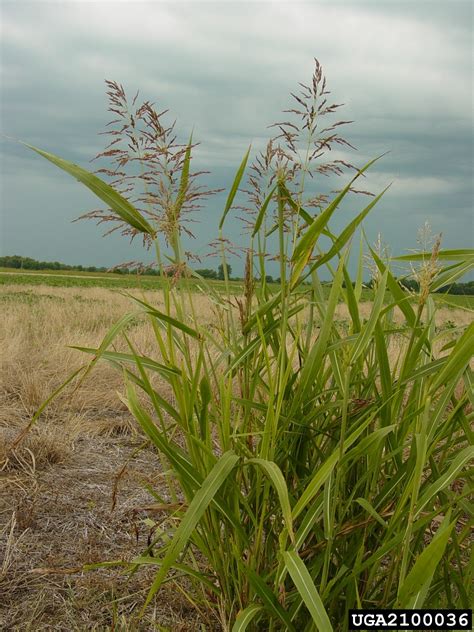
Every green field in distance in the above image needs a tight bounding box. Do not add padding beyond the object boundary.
[1,268,473,309]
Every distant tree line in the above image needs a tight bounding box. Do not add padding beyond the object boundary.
[0,255,146,274]
[0,255,108,273]
[0,256,234,280]
[196,264,232,280]
[364,277,474,295]
[434,281,474,295]
[1,256,473,294]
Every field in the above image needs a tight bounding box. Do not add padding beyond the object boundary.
[1,279,472,630]
[0,283,225,630]
[0,269,242,292]
[1,269,473,308]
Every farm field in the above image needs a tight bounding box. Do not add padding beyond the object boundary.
[0,268,243,292]
[0,283,221,630]
[1,281,472,630]
[1,269,473,308]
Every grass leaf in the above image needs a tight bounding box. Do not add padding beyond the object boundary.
[246,567,296,631]
[283,551,333,631]
[232,605,263,631]
[141,450,240,612]
[247,458,295,542]
[219,145,251,229]
[396,519,455,607]
[23,143,155,235]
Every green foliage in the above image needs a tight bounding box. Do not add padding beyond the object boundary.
[195,268,218,279]
[0,254,101,271]
[437,280,474,295]
[218,262,232,280]
[0,271,160,289]
[23,61,474,630]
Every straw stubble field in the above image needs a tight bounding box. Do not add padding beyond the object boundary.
[0,284,223,630]
[0,283,472,630]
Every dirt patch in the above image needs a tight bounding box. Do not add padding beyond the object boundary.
[0,432,216,631]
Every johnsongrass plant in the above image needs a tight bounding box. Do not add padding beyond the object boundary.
[23,62,473,630]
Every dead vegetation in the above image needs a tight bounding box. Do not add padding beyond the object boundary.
[0,285,222,630]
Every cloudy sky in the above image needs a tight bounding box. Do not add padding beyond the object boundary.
[1,0,472,276]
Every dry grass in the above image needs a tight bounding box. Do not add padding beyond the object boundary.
[0,284,222,631]
[0,283,470,630]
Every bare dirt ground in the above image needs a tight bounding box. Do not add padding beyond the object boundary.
[0,435,211,631]
[1,284,471,630]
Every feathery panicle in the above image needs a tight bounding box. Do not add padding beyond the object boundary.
[238,59,373,251]
[76,80,222,252]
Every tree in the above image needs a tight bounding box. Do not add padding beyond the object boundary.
[195,268,217,279]
[398,278,420,292]
[218,263,232,280]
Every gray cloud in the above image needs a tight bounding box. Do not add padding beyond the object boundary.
[1,0,472,276]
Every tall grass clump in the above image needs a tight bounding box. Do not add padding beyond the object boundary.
[23,60,473,630]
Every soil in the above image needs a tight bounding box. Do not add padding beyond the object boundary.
[0,431,216,631]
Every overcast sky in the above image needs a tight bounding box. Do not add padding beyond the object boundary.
[1,0,472,276]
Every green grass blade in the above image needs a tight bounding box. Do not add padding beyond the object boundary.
[374,321,392,424]
[350,269,388,363]
[396,519,455,607]
[242,292,282,336]
[432,323,474,391]
[310,185,391,273]
[23,143,155,235]
[70,347,181,379]
[174,134,192,219]
[292,154,386,264]
[283,551,333,631]
[122,366,181,422]
[125,294,201,339]
[252,183,278,236]
[132,558,220,594]
[369,245,417,327]
[219,145,251,229]
[232,605,263,631]
[124,383,202,485]
[430,258,474,292]
[415,446,474,518]
[247,458,295,542]
[124,383,246,537]
[402,357,447,384]
[394,249,474,262]
[246,568,296,631]
[342,264,361,332]
[292,416,373,520]
[278,180,315,225]
[141,450,240,612]
[73,311,140,389]
[292,254,345,404]
[355,498,388,528]
[343,425,396,464]
[228,303,305,373]
[354,231,364,302]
